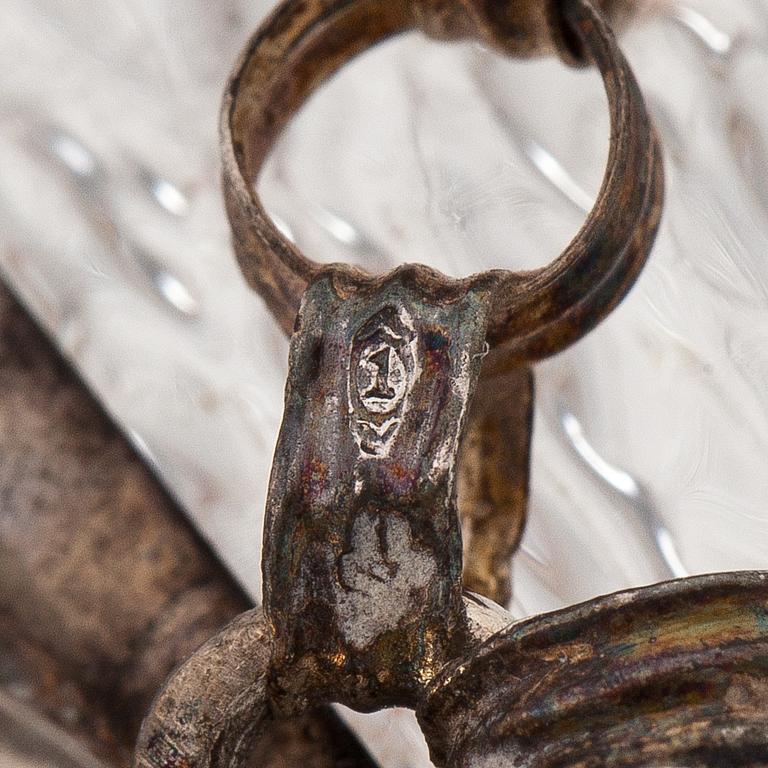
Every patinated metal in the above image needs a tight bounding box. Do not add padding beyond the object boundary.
[0,280,375,768]
[11,0,765,766]
[457,366,533,604]
[264,269,497,714]
[420,572,768,767]
[221,0,664,605]
[132,0,765,766]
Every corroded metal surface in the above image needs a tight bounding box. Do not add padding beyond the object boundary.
[414,0,637,64]
[135,253,768,767]
[133,263,515,765]
[221,0,664,606]
[135,0,668,753]
[457,367,533,605]
[0,279,376,768]
[134,2,768,768]
[419,572,768,767]
[264,268,496,713]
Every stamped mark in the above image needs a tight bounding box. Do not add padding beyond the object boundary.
[349,306,419,457]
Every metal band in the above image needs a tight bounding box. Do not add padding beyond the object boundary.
[262,268,498,713]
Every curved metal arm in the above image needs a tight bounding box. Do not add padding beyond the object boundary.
[134,609,274,768]
[483,0,664,366]
[419,572,768,768]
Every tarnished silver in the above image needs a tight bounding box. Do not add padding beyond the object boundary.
[136,1,768,767]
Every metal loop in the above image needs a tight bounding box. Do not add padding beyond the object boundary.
[221,0,663,364]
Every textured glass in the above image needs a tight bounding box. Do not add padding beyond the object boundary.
[1,1,767,765]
